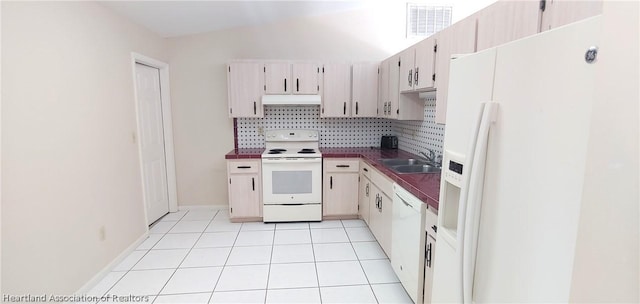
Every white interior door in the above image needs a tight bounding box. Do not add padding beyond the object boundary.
[135,63,170,224]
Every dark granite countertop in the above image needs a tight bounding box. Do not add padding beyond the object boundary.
[225,147,441,211]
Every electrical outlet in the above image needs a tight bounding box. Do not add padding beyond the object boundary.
[99,226,106,241]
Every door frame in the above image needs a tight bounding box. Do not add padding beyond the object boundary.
[131,52,178,224]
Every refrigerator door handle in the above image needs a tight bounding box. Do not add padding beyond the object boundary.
[461,101,498,303]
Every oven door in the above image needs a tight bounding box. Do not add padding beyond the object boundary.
[262,157,322,205]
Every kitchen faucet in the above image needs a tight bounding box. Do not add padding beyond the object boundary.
[419,149,442,168]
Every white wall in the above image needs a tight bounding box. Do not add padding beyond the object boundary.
[167,4,422,206]
[2,1,167,294]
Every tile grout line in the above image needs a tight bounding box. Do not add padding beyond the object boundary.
[344,220,382,304]
[308,225,323,304]
[207,211,242,304]
[263,223,278,304]
[153,209,218,302]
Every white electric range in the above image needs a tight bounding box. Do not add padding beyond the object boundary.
[261,129,322,222]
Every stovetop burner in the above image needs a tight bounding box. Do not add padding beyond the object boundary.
[268,148,287,154]
[298,149,316,154]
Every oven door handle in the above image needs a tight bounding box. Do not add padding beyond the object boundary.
[262,158,322,164]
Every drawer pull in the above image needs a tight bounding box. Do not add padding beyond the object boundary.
[237,166,252,169]
[336,165,350,168]
[363,168,368,172]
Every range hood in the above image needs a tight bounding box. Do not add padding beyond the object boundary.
[262,94,321,106]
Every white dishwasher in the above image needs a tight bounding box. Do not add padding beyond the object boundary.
[392,183,427,304]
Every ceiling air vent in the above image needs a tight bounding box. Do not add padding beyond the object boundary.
[407,4,452,37]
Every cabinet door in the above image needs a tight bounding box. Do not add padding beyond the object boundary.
[228,174,262,219]
[540,0,602,32]
[292,63,320,94]
[358,175,371,225]
[414,37,436,90]
[423,234,436,304]
[476,0,540,51]
[265,62,291,94]
[227,62,264,118]
[323,172,359,217]
[352,63,379,117]
[369,185,393,257]
[378,60,390,117]
[321,63,352,117]
[399,48,415,93]
[388,55,401,119]
[434,17,477,124]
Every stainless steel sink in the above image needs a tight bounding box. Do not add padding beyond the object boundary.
[392,165,441,174]
[379,158,429,167]
[379,158,441,174]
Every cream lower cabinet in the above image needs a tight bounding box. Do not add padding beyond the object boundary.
[323,159,360,219]
[367,166,394,257]
[227,159,262,222]
[423,206,438,303]
[358,161,372,224]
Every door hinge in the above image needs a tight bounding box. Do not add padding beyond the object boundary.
[434,44,438,52]
[539,0,546,12]
[230,108,232,114]
[317,67,320,73]
[322,67,325,73]
[322,108,324,114]
[317,85,320,92]
[230,207,233,213]
[398,60,401,67]
[228,66,231,72]
[229,178,231,184]
[432,73,436,81]
[357,205,360,211]
[377,108,379,115]
[264,67,266,72]
[264,85,266,91]
[377,68,380,74]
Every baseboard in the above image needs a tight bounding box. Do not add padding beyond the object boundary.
[178,204,227,211]
[75,232,149,295]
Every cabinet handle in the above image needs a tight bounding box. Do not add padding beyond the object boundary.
[237,166,251,169]
[253,101,256,115]
[343,102,346,115]
[365,183,369,196]
[336,165,350,168]
[426,242,432,268]
[408,69,413,86]
[415,67,419,85]
[296,78,299,92]
[284,78,287,92]
[355,102,359,115]
[252,177,255,191]
[379,196,383,211]
[330,176,333,189]
[375,194,380,209]
[431,225,438,233]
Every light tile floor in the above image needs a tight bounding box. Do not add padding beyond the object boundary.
[83,209,413,304]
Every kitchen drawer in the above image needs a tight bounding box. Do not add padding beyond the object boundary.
[360,160,372,178]
[425,207,438,236]
[324,159,359,173]
[227,160,261,174]
[370,166,393,197]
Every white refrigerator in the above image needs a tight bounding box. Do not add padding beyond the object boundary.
[432,16,607,303]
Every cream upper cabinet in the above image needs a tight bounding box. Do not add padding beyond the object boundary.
[323,159,360,218]
[227,160,262,221]
[351,63,379,117]
[388,54,400,119]
[227,61,264,118]
[476,0,541,51]
[434,17,477,124]
[400,37,436,93]
[378,59,390,117]
[264,62,291,94]
[540,0,602,32]
[292,62,320,94]
[414,37,437,90]
[321,63,352,118]
[399,48,416,93]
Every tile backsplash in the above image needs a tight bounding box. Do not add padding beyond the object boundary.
[236,98,445,156]
[237,106,392,148]
[391,97,445,158]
